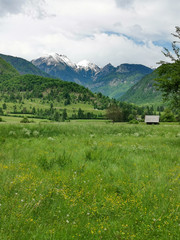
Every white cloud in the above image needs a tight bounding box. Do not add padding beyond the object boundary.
[0,0,179,66]
[0,0,25,15]
[0,0,47,18]
[115,0,134,8]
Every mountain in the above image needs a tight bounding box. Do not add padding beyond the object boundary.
[0,56,110,112]
[31,54,100,86]
[77,59,100,72]
[0,53,50,77]
[0,57,19,83]
[0,53,155,104]
[32,54,153,99]
[0,56,156,122]
[90,64,153,99]
[94,63,116,80]
[120,70,162,105]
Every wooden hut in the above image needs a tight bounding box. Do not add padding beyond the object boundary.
[145,115,160,124]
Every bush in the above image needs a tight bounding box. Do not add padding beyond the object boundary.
[129,119,139,124]
[160,109,176,122]
[20,117,30,123]
[0,117,2,122]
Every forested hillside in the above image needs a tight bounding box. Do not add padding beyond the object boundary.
[120,71,163,105]
[0,54,50,77]
[0,57,163,122]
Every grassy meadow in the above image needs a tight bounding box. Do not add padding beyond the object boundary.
[0,121,179,239]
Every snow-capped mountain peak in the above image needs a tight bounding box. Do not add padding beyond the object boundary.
[77,59,100,72]
[77,59,91,68]
[37,53,76,68]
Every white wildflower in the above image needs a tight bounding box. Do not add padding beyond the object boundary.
[22,128,31,136]
[33,130,39,137]
[9,131,16,136]
[48,137,54,141]
[25,131,31,136]
[90,134,95,138]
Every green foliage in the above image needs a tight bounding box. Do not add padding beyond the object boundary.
[160,109,176,122]
[120,71,163,105]
[20,117,30,123]
[129,119,139,124]
[0,53,50,77]
[0,57,19,77]
[155,61,180,110]
[62,109,67,121]
[2,102,7,109]
[0,107,3,115]
[106,105,123,122]
[155,26,180,110]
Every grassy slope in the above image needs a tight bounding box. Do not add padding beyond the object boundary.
[0,73,107,120]
[0,53,50,77]
[120,71,163,105]
[0,99,105,122]
[0,57,19,77]
[0,122,179,240]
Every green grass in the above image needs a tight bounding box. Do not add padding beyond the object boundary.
[1,116,51,124]
[0,122,179,239]
[0,98,105,119]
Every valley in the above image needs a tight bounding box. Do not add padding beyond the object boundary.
[0,53,156,103]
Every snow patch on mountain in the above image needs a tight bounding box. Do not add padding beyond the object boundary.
[37,53,76,68]
[77,60,100,72]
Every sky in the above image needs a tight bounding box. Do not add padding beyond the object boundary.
[0,0,179,67]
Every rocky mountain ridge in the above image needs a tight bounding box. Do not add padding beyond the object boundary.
[32,53,153,98]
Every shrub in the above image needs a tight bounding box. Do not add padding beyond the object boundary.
[129,119,139,124]
[20,117,30,123]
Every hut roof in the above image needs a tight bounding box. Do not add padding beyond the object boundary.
[145,115,160,123]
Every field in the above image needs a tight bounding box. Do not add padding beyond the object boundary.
[0,121,179,239]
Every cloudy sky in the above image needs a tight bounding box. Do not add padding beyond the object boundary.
[0,0,179,67]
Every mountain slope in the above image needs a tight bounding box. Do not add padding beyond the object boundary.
[91,64,153,99]
[31,53,100,85]
[32,54,153,99]
[0,57,20,84]
[120,70,162,105]
[32,54,81,82]
[0,53,50,77]
[0,56,155,122]
[0,57,19,76]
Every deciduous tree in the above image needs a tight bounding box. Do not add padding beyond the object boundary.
[155,26,180,110]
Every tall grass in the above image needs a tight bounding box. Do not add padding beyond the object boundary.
[0,122,179,239]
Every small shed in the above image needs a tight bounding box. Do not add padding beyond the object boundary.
[145,115,160,124]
